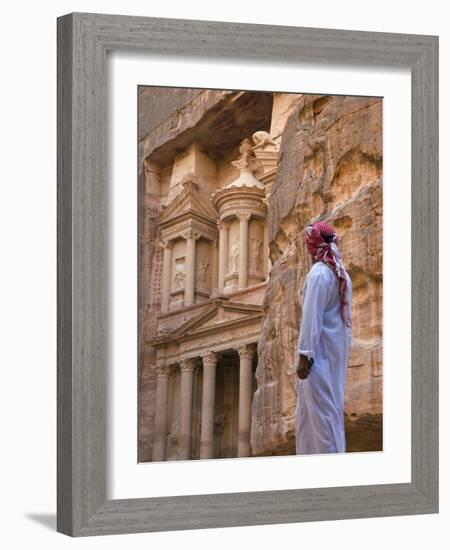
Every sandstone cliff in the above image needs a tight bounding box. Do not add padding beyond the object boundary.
[252,94,383,455]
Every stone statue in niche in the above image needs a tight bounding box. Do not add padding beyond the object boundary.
[229,241,239,273]
[197,260,209,283]
[173,258,186,289]
[250,237,262,271]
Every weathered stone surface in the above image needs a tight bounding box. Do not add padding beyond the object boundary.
[139,87,202,141]
[252,95,383,455]
[138,170,164,461]
[139,89,273,167]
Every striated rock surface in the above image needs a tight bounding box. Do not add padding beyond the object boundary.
[138,173,164,461]
[138,87,202,141]
[252,95,383,455]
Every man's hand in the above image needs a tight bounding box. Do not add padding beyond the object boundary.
[295,353,311,380]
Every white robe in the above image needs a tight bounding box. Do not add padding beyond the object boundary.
[295,261,352,454]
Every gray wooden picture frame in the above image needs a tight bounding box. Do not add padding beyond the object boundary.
[57,12,439,537]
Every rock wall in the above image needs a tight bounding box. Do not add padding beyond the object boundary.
[252,94,383,455]
[138,174,164,462]
[138,87,202,141]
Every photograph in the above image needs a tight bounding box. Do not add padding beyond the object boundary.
[137,86,383,462]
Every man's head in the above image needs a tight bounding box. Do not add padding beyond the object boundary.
[305,221,340,261]
[304,220,352,328]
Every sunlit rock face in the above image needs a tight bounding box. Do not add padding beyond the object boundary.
[252,95,383,455]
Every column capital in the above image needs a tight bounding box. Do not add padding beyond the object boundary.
[180,357,197,373]
[155,362,172,377]
[201,350,218,368]
[181,228,202,241]
[237,344,255,360]
[237,212,251,222]
[217,219,228,231]
[158,238,174,249]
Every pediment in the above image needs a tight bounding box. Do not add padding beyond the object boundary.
[159,178,217,226]
[171,299,263,339]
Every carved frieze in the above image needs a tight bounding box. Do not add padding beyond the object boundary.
[213,189,268,222]
[161,219,217,245]
[179,322,261,356]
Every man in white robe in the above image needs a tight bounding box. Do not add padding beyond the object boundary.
[294,221,352,454]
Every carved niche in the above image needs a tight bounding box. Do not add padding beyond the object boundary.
[195,237,214,301]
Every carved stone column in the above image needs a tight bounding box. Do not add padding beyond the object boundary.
[182,229,201,307]
[200,351,218,459]
[237,345,255,457]
[238,213,251,289]
[178,358,196,460]
[159,239,173,313]
[217,220,228,291]
[211,238,219,292]
[152,362,171,461]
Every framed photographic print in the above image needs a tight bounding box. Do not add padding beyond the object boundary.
[57,12,438,536]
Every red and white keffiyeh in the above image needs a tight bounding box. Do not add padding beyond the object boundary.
[305,221,352,328]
